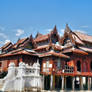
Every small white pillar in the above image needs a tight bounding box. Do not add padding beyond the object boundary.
[72,77,75,90]
[62,76,64,90]
[50,75,53,90]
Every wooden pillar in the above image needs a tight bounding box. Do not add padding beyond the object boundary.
[72,77,75,90]
[53,75,55,90]
[64,76,66,89]
[50,75,53,90]
[88,77,91,90]
[62,76,64,90]
[80,76,83,90]
[42,75,45,90]
[91,77,92,89]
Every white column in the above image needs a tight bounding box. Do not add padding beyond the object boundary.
[72,77,75,90]
[50,75,53,90]
[62,76,64,90]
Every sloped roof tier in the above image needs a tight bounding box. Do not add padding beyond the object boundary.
[34,34,49,43]
[74,31,92,43]
[78,46,92,53]
[38,50,70,59]
[62,47,88,55]
[1,42,12,49]
[0,49,38,58]
[12,38,29,49]
[34,44,62,51]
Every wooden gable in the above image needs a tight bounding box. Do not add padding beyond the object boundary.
[50,25,60,44]
[24,34,37,49]
[60,24,75,47]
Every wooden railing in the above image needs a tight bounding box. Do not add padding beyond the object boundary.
[64,65,74,73]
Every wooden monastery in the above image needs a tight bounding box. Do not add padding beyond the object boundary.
[0,24,92,90]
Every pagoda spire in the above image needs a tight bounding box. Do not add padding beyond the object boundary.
[35,31,43,38]
[29,34,33,41]
[53,25,57,33]
[65,24,72,34]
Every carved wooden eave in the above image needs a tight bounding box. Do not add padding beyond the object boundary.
[12,37,29,50]
[34,43,62,52]
[1,42,13,53]
[71,32,84,45]
[38,50,70,59]
[34,33,50,43]
[0,48,38,58]
[78,46,92,53]
[1,42,13,50]
[72,31,92,47]
[62,46,88,55]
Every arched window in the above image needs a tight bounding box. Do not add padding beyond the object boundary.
[90,61,92,71]
[77,60,81,72]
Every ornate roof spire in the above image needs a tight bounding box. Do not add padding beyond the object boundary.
[35,31,43,38]
[53,25,57,33]
[65,24,72,34]
[30,34,33,40]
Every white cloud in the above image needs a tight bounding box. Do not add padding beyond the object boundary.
[80,25,88,28]
[47,29,52,32]
[59,28,87,36]
[44,29,52,33]
[0,41,4,44]
[16,29,24,36]
[4,39,11,44]
[0,40,10,45]
[59,29,65,36]
[0,33,7,39]
[74,30,87,34]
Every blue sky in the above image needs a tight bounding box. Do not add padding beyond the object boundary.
[0,0,92,46]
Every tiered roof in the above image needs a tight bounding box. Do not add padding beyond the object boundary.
[34,33,49,43]
[1,42,13,52]
[74,31,92,43]
[38,50,70,59]
[59,24,92,54]
[34,25,59,43]
[0,48,37,58]
[1,24,92,59]
[12,37,29,49]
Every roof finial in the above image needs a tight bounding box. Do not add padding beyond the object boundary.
[29,34,33,41]
[65,24,72,33]
[53,25,57,32]
[35,31,42,38]
[17,37,20,42]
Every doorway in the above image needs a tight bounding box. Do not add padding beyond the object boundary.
[44,75,50,90]
[66,76,72,89]
[55,76,61,90]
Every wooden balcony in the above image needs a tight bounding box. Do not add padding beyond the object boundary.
[64,65,74,73]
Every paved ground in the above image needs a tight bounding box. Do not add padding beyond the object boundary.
[41,90,92,92]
